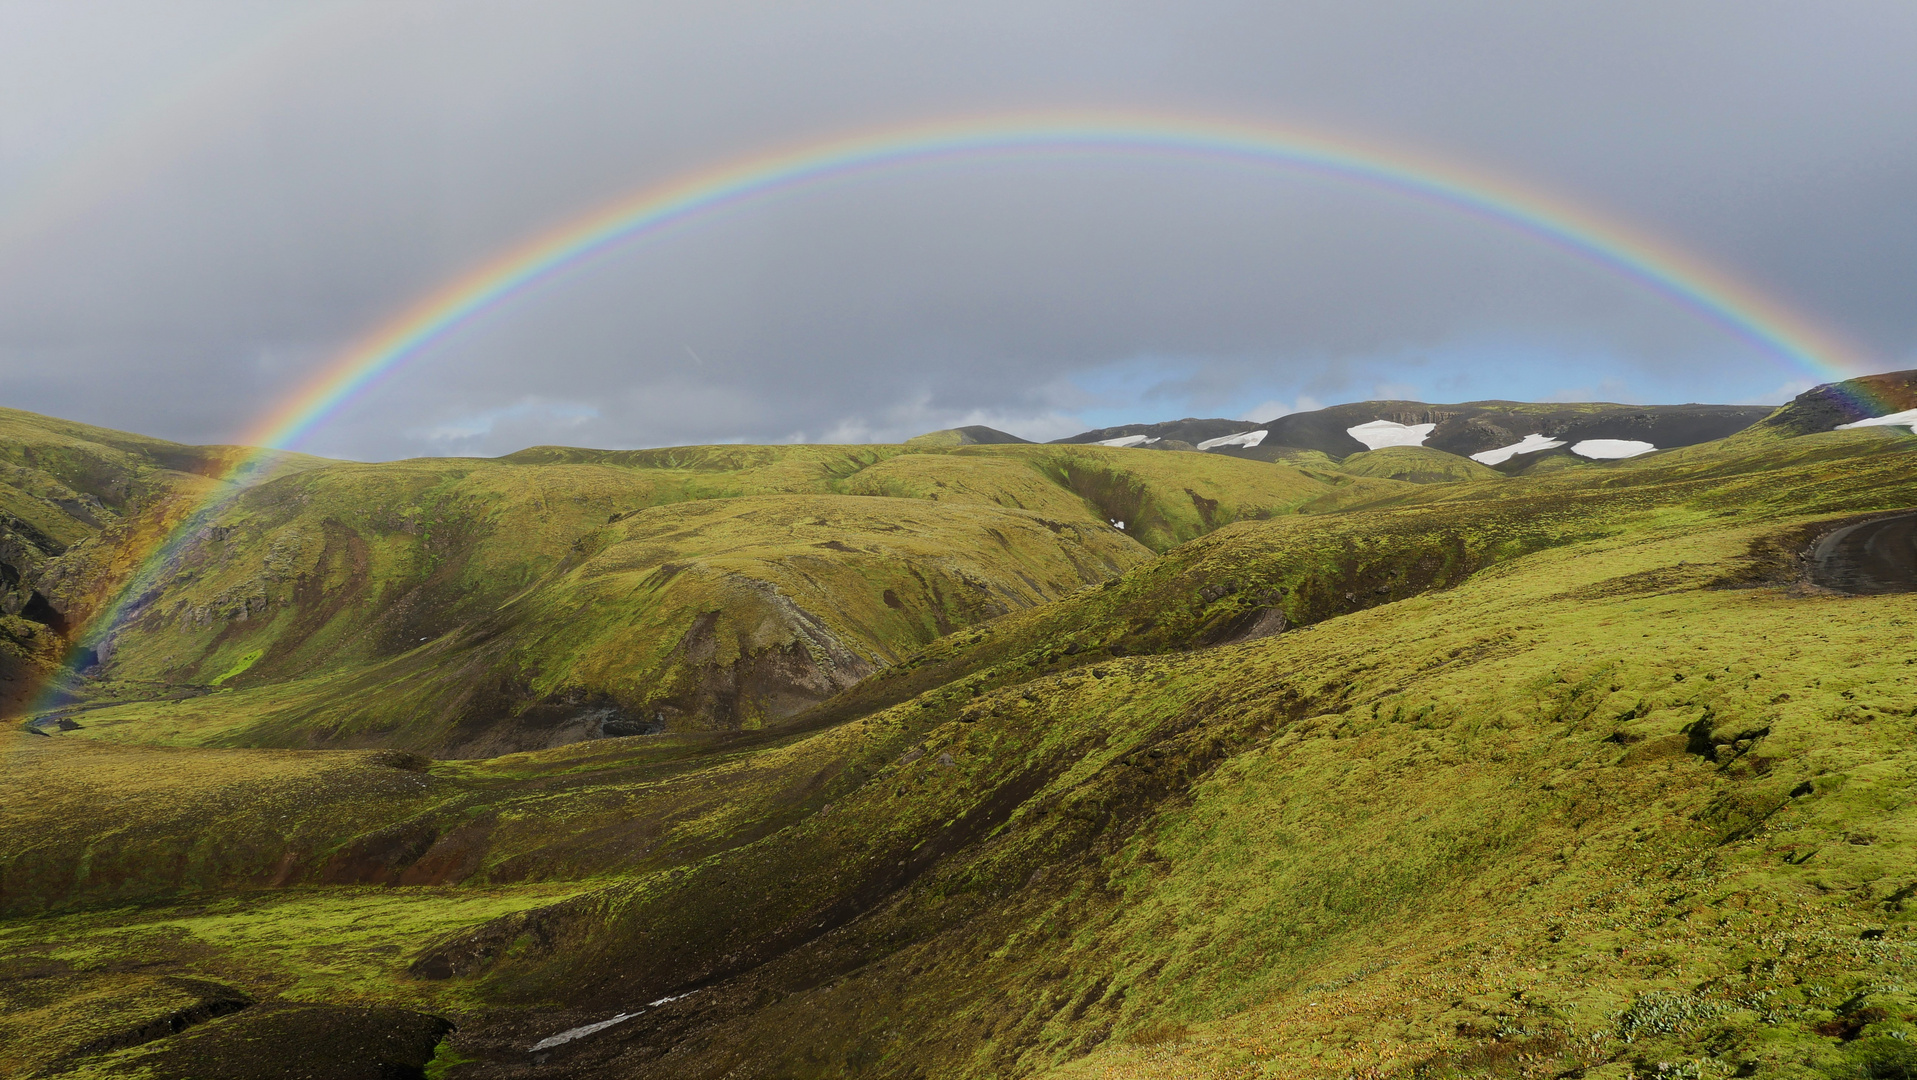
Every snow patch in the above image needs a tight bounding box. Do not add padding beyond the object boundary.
[1346,421,1435,449]
[1570,439,1656,460]
[1836,407,1917,433]
[1095,434,1158,448]
[1469,433,1565,465]
[530,993,693,1053]
[1197,429,1267,451]
[532,1013,634,1052]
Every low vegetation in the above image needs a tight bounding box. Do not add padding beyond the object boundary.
[2,384,1914,1079]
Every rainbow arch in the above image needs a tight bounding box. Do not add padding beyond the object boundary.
[31,108,1880,710]
[243,108,1870,454]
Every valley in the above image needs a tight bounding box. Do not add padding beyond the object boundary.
[3,379,1916,1079]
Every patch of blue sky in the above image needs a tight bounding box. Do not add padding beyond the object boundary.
[1064,337,1803,432]
[412,398,600,444]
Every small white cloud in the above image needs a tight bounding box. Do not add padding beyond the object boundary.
[411,398,598,444]
[785,392,1083,445]
[1541,379,1637,404]
[1753,380,1817,405]
[1239,395,1321,422]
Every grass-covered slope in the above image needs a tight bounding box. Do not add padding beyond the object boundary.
[63,492,1146,754]
[1333,445,1504,484]
[5,400,1916,1079]
[0,408,329,713]
[395,425,1917,1079]
[22,428,1385,751]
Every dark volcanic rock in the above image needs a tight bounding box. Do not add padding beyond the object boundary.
[1257,400,1774,460]
[1053,417,1259,447]
[1059,400,1772,463]
[115,1002,454,1080]
[1426,405,1773,458]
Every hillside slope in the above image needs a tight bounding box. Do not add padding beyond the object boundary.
[4,385,1915,1079]
[0,409,327,713]
[15,424,1392,752]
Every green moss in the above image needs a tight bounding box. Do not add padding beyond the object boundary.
[208,649,263,687]
[1335,445,1504,484]
[5,402,1917,1078]
[424,1037,477,1078]
[36,436,1393,748]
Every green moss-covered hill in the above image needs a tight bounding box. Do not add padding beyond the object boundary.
[3,382,1916,1080]
[6,424,1402,755]
[1331,446,1503,485]
[0,408,327,714]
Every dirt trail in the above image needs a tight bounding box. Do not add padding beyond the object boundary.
[1809,511,1917,593]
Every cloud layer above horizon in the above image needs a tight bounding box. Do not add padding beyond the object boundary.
[1,0,1913,458]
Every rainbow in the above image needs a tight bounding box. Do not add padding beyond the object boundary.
[262,110,1879,455]
[28,108,1886,714]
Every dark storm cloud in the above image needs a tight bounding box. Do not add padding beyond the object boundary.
[1,0,1912,457]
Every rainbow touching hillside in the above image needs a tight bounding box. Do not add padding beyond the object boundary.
[24,109,1892,720]
[5,10,1917,1079]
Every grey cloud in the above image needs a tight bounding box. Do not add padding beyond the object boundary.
[0,0,1912,457]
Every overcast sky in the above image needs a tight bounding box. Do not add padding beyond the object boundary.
[0,1,1912,458]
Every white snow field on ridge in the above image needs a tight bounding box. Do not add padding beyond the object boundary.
[1346,420,1436,449]
[1570,439,1656,459]
[1836,407,1917,433]
[1095,434,1159,447]
[1469,433,1566,465]
[1196,429,1267,451]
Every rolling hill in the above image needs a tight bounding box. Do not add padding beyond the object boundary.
[3,376,1915,1080]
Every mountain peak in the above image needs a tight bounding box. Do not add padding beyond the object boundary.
[903,424,1031,447]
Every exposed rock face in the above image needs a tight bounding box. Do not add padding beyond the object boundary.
[649,582,878,728]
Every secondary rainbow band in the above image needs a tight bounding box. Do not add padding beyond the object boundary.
[31,108,1880,712]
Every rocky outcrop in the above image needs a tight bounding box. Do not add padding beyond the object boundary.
[1761,369,1917,435]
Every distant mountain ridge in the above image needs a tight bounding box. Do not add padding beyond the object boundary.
[1051,417,1262,450]
[1262,400,1777,459]
[1050,398,1781,472]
